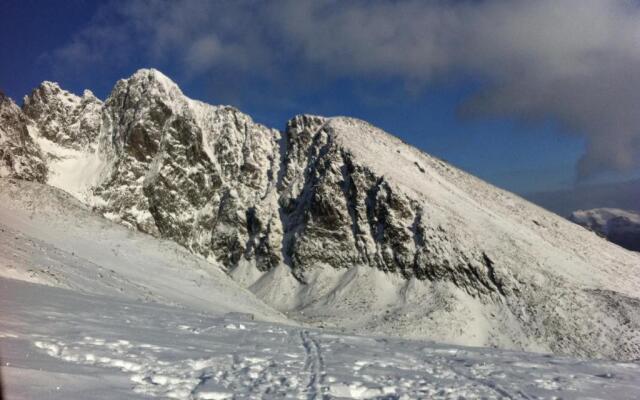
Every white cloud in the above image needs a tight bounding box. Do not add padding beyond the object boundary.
[186,35,222,72]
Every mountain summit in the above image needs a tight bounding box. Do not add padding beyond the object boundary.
[2,69,640,360]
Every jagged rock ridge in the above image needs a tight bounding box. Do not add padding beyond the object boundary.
[2,69,640,361]
[0,92,47,182]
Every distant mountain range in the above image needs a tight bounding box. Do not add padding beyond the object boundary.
[2,69,640,360]
[525,179,640,217]
[569,208,640,252]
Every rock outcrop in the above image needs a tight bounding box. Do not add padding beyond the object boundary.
[23,82,103,150]
[0,93,47,182]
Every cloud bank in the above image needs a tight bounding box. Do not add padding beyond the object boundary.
[51,0,640,179]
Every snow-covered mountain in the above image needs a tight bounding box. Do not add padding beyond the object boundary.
[2,179,639,399]
[570,208,640,252]
[2,69,640,361]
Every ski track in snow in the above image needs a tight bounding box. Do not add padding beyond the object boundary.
[300,330,326,399]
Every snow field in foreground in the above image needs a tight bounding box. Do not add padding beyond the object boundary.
[2,278,640,400]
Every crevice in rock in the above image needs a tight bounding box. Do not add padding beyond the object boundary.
[339,151,367,264]
[278,120,332,278]
[483,252,506,297]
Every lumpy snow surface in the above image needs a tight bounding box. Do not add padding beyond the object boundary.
[2,278,640,399]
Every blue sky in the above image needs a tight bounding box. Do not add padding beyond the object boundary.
[2,0,639,195]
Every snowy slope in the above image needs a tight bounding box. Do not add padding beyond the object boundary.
[1,69,640,361]
[3,278,640,400]
[570,208,640,252]
[0,178,286,321]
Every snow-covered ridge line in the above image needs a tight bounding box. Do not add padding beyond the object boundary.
[1,69,640,360]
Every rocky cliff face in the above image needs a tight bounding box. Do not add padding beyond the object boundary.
[277,115,504,293]
[92,70,283,265]
[0,93,47,182]
[23,82,103,150]
[2,69,640,360]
